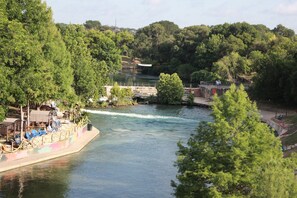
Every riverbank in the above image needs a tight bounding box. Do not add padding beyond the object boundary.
[192,97,297,156]
[0,127,99,173]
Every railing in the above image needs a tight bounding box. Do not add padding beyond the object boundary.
[106,82,157,87]
[0,123,80,153]
[22,123,77,149]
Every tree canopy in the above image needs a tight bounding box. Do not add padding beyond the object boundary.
[132,21,297,105]
[1,0,74,111]
[1,0,297,119]
[0,0,127,116]
[173,84,297,197]
[156,73,184,104]
[84,20,101,30]
[57,24,98,102]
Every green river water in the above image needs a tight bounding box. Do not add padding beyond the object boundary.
[0,105,211,198]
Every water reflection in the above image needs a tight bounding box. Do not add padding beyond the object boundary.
[0,155,79,198]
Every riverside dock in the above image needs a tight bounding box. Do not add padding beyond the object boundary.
[0,126,99,173]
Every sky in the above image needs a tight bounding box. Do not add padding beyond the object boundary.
[44,0,297,32]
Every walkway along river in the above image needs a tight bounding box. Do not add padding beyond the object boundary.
[0,123,99,173]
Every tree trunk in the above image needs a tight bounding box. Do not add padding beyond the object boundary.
[27,101,30,128]
[20,105,24,142]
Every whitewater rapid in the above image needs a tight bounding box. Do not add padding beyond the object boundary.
[83,109,195,122]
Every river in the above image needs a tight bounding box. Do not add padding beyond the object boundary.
[0,105,211,198]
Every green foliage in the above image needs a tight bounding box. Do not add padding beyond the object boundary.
[3,0,75,106]
[110,82,134,106]
[252,36,297,104]
[84,20,101,30]
[213,52,251,82]
[273,24,295,38]
[115,30,134,56]
[156,73,184,104]
[132,21,297,106]
[110,82,121,98]
[173,84,297,197]
[99,101,109,108]
[86,30,122,74]
[191,70,218,83]
[0,106,6,122]
[187,93,194,106]
[1,0,297,111]
[177,64,196,80]
[0,0,137,114]
[133,21,177,67]
[58,24,98,102]
[76,111,90,127]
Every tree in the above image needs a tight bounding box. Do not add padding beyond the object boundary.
[212,52,251,82]
[191,70,218,83]
[252,37,297,104]
[156,73,184,104]
[177,64,196,80]
[175,25,210,67]
[273,24,295,38]
[0,6,56,107]
[86,30,122,74]
[133,21,177,69]
[173,84,297,197]
[110,82,133,106]
[58,24,97,102]
[115,30,134,56]
[0,65,8,122]
[84,20,101,30]
[5,0,75,104]
[110,82,121,99]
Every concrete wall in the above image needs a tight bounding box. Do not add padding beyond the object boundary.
[184,88,202,97]
[0,125,87,163]
[105,86,157,97]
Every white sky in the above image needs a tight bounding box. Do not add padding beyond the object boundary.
[44,0,297,32]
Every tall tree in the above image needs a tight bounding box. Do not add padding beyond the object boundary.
[156,73,184,104]
[252,36,297,104]
[86,30,122,74]
[5,0,75,104]
[213,52,251,82]
[84,20,101,30]
[0,2,9,121]
[1,4,54,107]
[173,84,297,197]
[58,24,98,102]
[115,30,134,56]
[133,21,177,67]
[273,24,295,38]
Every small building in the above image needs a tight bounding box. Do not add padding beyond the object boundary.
[184,88,202,97]
[0,118,19,141]
[199,85,230,99]
[30,110,51,124]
